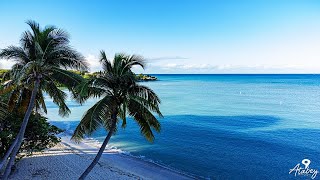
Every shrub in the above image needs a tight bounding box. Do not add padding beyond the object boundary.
[0,113,63,157]
[0,69,9,82]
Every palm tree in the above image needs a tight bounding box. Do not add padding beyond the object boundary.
[0,20,88,179]
[72,51,163,179]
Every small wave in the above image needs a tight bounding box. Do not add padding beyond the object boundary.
[73,135,202,179]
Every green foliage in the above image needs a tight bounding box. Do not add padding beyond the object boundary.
[0,69,9,82]
[21,114,63,153]
[72,52,163,142]
[82,72,99,79]
[135,73,157,81]
[0,20,82,166]
[0,69,9,77]
[0,87,63,156]
[0,113,63,157]
[0,20,88,116]
[68,70,88,76]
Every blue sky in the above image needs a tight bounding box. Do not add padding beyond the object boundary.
[1,0,320,73]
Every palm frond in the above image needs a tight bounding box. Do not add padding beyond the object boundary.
[26,20,40,35]
[129,84,162,116]
[129,95,163,117]
[36,90,47,113]
[73,78,106,104]
[127,99,161,142]
[129,97,161,130]
[50,67,84,87]
[128,108,155,142]
[71,95,115,141]
[20,31,34,50]
[100,50,113,73]
[125,54,145,70]
[51,28,70,44]
[0,46,30,63]
[46,46,88,71]
[43,81,70,117]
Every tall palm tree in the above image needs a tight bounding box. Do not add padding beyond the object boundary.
[0,20,88,179]
[72,51,163,179]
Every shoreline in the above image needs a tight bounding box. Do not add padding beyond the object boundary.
[9,136,195,180]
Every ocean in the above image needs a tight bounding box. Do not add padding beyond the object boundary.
[46,74,320,179]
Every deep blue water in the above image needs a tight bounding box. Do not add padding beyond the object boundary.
[46,74,320,179]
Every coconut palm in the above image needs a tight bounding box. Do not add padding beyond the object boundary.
[72,51,163,179]
[0,20,88,179]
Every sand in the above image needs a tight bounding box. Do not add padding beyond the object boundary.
[8,136,194,180]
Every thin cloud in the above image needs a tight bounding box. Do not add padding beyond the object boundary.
[147,56,189,61]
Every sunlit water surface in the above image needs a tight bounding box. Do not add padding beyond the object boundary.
[46,74,320,179]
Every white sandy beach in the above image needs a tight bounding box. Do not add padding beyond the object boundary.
[9,136,194,180]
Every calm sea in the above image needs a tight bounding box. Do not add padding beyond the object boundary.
[46,74,320,179]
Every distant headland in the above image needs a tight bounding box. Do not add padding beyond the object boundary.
[135,74,158,81]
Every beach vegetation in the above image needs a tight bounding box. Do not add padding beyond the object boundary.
[0,69,9,82]
[0,112,63,158]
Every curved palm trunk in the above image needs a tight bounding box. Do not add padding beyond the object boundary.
[1,78,40,180]
[78,114,117,180]
[0,138,18,171]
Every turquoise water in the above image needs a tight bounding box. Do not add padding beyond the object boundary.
[46,74,320,179]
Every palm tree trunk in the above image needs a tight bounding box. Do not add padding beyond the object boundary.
[1,77,40,180]
[0,138,18,171]
[78,113,117,180]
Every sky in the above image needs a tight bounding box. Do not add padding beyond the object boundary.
[0,0,320,73]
